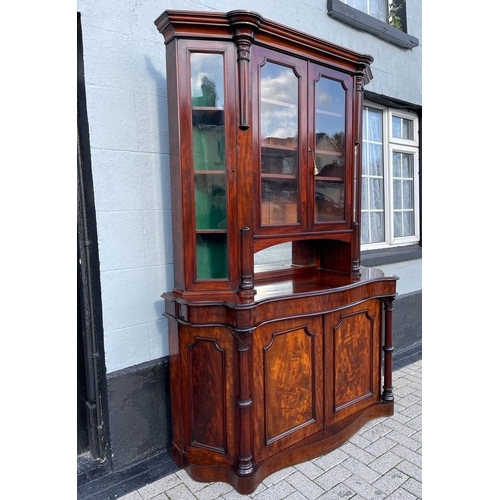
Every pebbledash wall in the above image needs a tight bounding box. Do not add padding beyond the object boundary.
[77,0,422,472]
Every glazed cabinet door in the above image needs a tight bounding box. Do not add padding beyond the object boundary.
[309,62,354,230]
[177,325,238,466]
[251,316,324,461]
[324,299,382,426]
[173,40,238,291]
[252,47,355,238]
[253,46,308,234]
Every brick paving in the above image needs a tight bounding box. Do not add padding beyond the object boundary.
[116,356,422,500]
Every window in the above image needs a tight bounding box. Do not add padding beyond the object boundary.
[361,103,420,249]
[341,0,388,23]
[327,0,417,49]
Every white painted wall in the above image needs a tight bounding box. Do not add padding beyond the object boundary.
[77,0,422,372]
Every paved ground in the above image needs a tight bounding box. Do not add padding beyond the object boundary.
[88,346,421,500]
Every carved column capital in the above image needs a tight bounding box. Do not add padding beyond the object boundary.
[232,328,253,351]
[228,11,263,130]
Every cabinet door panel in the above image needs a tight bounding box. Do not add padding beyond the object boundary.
[179,326,236,462]
[324,300,382,425]
[253,316,323,460]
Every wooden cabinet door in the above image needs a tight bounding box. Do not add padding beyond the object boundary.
[324,299,382,426]
[178,325,237,465]
[252,316,324,461]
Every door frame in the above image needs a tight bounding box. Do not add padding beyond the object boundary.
[77,11,108,463]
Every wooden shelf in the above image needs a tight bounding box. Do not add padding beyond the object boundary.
[261,173,297,180]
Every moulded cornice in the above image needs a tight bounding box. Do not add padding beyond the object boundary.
[154,9,374,78]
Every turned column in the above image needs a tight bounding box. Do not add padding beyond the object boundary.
[232,328,254,476]
[382,296,395,401]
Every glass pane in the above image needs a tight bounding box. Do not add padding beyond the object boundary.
[196,234,227,279]
[261,179,297,224]
[404,211,415,235]
[260,61,299,226]
[370,0,387,22]
[402,152,413,178]
[393,179,401,210]
[315,77,345,222]
[368,144,383,176]
[261,102,298,145]
[361,177,369,210]
[261,62,298,144]
[393,152,401,177]
[362,142,368,176]
[365,107,382,142]
[347,0,366,13]
[254,242,292,267]
[403,180,413,209]
[369,178,384,210]
[402,119,413,140]
[362,106,385,244]
[191,53,227,280]
[392,116,414,140]
[193,123,225,171]
[394,212,403,237]
[315,78,345,147]
[361,212,370,244]
[370,212,384,242]
[315,181,344,222]
[191,53,224,107]
[194,175,227,230]
[261,149,297,175]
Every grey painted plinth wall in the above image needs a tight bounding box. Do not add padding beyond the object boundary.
[392,290,422,355]
[106,358,171,471]
[105,288,421,472]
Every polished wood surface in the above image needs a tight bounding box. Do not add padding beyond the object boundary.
[155,9,397,494]
[164,273,396,493]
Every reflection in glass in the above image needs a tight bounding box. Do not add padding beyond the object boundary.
[260,62,298,144]
[191,52,227,279]
[191,53,224,107]
[195,175,227,230]
[314,77,345,222]
[193,124,225,171]
[260,61,299,225]
[261,149,297,175]
[261,179,297,225]
[315,181,344,222]
[254,242,292,268]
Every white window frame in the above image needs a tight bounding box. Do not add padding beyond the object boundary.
[361,102,420,250]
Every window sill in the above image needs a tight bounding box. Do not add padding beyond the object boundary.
[326,0,419,50]
[361,245,422,267]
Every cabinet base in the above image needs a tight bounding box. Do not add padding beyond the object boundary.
[171,400,393,495]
